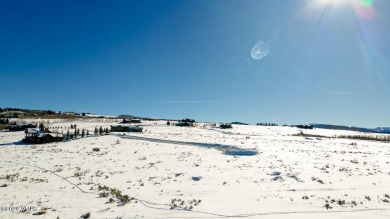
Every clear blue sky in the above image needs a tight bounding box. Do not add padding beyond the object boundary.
[1,0,389,127]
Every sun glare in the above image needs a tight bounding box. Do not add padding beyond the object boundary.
[311,0,376,18]
[317,0,350,6]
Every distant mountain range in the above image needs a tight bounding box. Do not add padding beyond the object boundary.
[311,124,390,134]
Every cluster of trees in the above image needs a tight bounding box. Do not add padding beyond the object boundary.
[0,108,58,116]
[66,128,89,139]
[231,122,248,125]
[40,123,110,140]
[94,126,110,135]
[220,123,233,129]
[0,107,28,112]
[336,134,390,142]
[256,122,278,126]
[0,118,9,124]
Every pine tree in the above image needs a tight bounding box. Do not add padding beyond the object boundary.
[99,126,103,135]
[81,129,85,138]
[39,123,45,132]
[67,130,70,139]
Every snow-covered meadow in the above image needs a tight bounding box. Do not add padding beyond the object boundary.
[1,119,390,218]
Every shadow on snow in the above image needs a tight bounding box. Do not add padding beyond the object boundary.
[118,134,258,156]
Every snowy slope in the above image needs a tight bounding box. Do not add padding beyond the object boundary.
[0,120,390,218]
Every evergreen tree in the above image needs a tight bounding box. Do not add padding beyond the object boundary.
[99,126,103,135]
[39,123,45,132]
[81,129,85,138]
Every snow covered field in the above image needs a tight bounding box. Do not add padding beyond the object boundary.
[1,120,390,218]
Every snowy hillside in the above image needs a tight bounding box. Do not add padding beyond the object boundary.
[0,120,390,218]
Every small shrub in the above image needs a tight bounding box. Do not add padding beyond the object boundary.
[32,210,46,215]
[337,199,346,206]
[81,212,90,219]
[99,192,109,197]
[324,203,332,209]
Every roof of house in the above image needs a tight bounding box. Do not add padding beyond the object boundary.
[38,133,64,138]
[25,128,41,134]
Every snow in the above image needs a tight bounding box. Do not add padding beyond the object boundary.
[0,120,390,218]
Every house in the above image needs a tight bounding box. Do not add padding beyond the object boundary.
[36,133,64,144]
[175,122,194,127]
[181,118,195,123]
[23,128,63,144]
[6,124,36,131]
[120,119,142,124]
[110,125,143,132]
[176,118,196,127]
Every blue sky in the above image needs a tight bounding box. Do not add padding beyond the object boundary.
[1,0,389,127]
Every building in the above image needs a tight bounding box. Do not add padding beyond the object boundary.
[6,124,36,131]
[175,122,194,127]
[110,125,143,132]
[23,128,64,144]
[36,133,64,144]
[175,118,196,127]
[120,119,142,124]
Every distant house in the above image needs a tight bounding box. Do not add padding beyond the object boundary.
[175,122,194,127]
[175,118,196,127]
[110,125,143,132]
[23,128,63,144]
[6,124,36,131]
[120,119,142,124]
[181,118,196,123]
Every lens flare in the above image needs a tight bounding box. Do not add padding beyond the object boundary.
[358,0,374,7]
[352,0,375,19]
[312,0,375,19]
